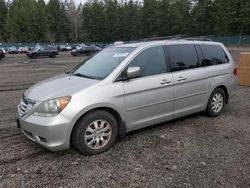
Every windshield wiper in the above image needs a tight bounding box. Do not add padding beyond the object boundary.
[73,73,101,80]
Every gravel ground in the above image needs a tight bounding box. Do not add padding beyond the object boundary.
[0,48,250,188]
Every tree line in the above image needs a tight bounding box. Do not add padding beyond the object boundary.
[0,0,250,43]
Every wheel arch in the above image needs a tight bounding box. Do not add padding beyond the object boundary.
[208,85,229,105]
[215,85,229,104]
[70,106,126,146]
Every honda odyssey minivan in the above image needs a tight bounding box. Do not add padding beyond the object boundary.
[16,40,238,155]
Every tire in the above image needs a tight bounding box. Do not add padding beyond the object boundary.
[206,88,226,117]
[72,110,118,155]
[49,53,56,58]
[30,54,37,59]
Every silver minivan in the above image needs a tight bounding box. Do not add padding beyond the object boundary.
[16,40,238,155]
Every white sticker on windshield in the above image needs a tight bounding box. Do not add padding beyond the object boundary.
[113,53,129,58]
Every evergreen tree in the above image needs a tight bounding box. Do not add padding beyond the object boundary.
[1,0,250,42]
[47,0,70,42]
[103,0,120,41]
[34,0,47,42]
[170,0,192,35]
[142,0,160,37]
[82,0,106,42]
[120,1,142,40]
[5,0,37,42]
[0,0,7,41]
[191,0,217,35]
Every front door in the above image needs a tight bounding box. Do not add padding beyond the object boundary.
[123,46,174,131]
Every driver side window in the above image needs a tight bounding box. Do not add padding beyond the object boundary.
[128,46,167,78]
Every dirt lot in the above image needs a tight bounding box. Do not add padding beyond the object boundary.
[0,47,250,187]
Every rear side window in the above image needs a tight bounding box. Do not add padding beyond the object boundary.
[166,44,199,71]
[200,45,229,66]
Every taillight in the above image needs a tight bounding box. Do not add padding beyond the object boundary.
[233,68,238,76]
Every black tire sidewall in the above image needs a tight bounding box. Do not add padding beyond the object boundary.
[206,88,226,117]
[50,53,55,58]
[72,110,118,155]
[31,54,37,59]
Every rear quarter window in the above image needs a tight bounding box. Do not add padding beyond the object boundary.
[200,45,229,66]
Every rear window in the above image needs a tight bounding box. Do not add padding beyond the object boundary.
[166,44,199,71]
[200,45,229,66]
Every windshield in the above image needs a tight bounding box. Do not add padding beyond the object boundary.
[69,47,135,80]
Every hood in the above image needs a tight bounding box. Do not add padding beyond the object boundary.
[24,73,100,101]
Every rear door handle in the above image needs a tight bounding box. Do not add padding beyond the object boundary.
[177,76,187,81]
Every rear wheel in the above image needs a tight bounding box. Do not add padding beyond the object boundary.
[72,110,118,155]
[206,88,226,117]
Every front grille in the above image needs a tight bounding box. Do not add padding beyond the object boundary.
[17,96,35,117]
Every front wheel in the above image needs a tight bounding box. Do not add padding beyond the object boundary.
[206,88,226,117]
[30,53,37,59]
[49,53,56,58]
[72,110,118,155]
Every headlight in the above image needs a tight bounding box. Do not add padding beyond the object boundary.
[33,96,71,117]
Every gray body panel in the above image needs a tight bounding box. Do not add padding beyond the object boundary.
[123,73,174,131]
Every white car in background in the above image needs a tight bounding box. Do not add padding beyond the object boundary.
[0,48,6,54]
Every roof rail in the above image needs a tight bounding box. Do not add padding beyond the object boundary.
[123,35,213,43]
[139,35,187,41]
[181,36,213,41]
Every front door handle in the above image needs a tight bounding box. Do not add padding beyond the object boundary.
[160,79,172,85]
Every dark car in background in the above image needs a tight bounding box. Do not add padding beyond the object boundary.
[70,46,101,56]
[27,46,59,59]
[0,49,5,60]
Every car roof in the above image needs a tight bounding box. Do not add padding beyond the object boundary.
[114,40,222,48]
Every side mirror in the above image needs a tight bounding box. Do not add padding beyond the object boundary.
[127,66,140,79]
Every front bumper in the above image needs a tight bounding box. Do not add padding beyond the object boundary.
[17,114,72,151]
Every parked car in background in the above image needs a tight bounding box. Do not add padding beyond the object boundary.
[16,40,237,155]
[0,48,6,55]
[96,43,109,49]
[70,46,101,56]
[27,46,58,59]
[65,45,72,51]
[18,47,29,54]
[0,49,5,60]
[28,46,34,51]
[58,45,67,52]
[8,46,18,54]
[75,44,87,49]
[113,41,124,45]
